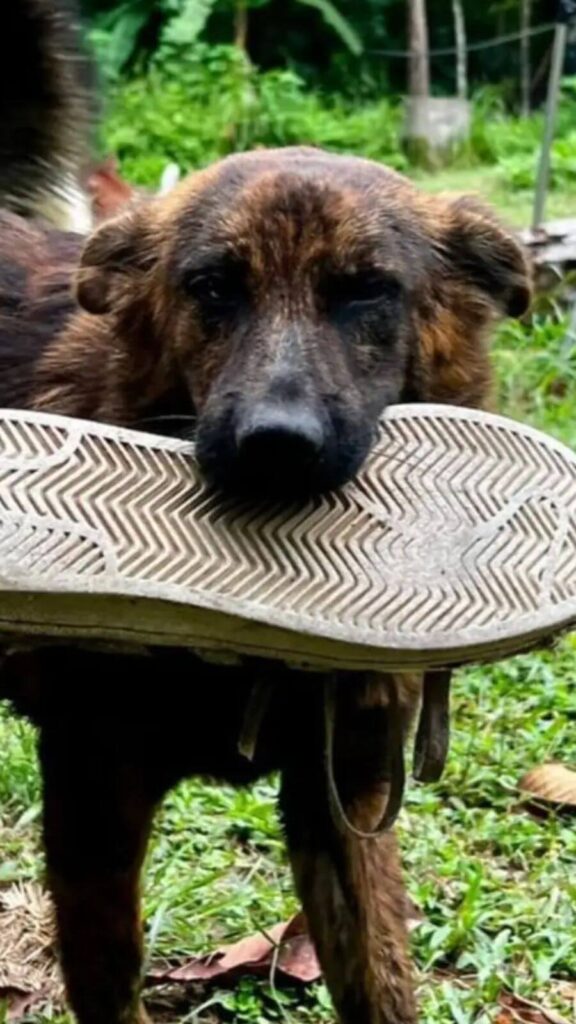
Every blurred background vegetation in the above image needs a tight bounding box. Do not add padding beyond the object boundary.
[76,0,576,228]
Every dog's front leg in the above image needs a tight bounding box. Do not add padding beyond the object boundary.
[279,675,417,1024]
[39,721,160,1024]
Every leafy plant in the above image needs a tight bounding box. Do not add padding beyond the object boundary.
[103,44,405,184]
[161,0,217,47]
[297,0,362,55]
[493,313,576,441]
[88,0,362,80]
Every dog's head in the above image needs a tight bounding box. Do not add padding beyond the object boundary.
[76,147,531,497]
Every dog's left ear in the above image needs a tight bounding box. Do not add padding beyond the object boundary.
[438,196,532,318]
[76,207,156,315]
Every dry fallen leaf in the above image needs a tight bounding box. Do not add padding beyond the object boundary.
[148,912,321,986]
[519,763,576,815]
[0,882,63,1020]
[148,896,425,991]
[0,882,423,1018]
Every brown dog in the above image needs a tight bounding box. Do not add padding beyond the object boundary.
[0,147,532,1024]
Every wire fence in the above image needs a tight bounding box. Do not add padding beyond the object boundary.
[367,22,556,59]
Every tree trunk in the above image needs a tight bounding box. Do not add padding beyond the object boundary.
[407,0,430,98]
[520,0,531,116]
[451,0,467,100]
[234,0,248,53]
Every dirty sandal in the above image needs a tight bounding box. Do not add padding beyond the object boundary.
[0,403,574,671]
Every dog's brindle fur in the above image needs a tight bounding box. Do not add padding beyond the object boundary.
[0,146,531,1024]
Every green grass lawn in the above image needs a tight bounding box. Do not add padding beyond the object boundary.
[1,188,576,1024]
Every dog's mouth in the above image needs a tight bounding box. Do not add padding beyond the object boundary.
[136,397,375,500]
[135,382,199,441]
[136,413,198,439]
[194,405,374,501]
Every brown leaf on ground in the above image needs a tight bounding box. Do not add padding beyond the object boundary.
[148,896,425,990]
[0,883,423,1015]
[148,912,321,986]
[519,763,576,815]
[496,991,570,1024]
[0,882,64,1020]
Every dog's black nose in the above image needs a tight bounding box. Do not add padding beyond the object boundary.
[236,404,324,478]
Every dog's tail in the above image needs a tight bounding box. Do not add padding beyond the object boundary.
[0,0,97,231]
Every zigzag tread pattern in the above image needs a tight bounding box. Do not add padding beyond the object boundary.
[0,407,575,645]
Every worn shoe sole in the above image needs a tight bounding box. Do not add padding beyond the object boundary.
[0,405,574,671]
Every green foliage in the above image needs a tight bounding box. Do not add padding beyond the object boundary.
[465,89,543,167]
[87,0,576,183]
[86,0,362,81]
[495,131,576,192]
[82,0,564,100]
[103,44,405,184]
[494,312,576,442]
[429,80,576,193]
[296,0,363,56]
[203,978,333,1023]
[88,0,153,80]
[94,0,576,190]
[161,0,218,48]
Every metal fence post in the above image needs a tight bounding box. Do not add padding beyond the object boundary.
[532,1,576,231]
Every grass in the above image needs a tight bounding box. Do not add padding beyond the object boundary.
[412,164,576,229]
[2,132,576,1023]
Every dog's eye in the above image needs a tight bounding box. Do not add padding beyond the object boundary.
[325,271,402,309]
[182,271,245,310]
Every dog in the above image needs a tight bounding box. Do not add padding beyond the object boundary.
[0,146,532,1024]
[0,4,532,1023]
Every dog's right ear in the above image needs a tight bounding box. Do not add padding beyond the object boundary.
[76,208,156,315]
[435,196,532,319]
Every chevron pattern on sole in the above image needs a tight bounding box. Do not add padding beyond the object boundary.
[0,404,574,671]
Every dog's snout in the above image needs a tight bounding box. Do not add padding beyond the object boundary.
[236,404,324,475]
[197,393,371,497]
